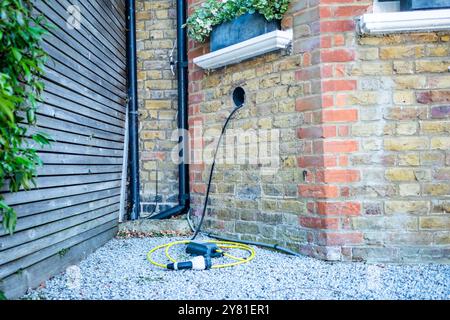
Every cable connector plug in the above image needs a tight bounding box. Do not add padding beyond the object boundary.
[186,241,223,258]
[167,256,212,271]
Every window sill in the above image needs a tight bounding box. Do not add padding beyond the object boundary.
[357,9,450,35]
[193,29,293,70]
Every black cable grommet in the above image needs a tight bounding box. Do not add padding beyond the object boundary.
[232,87,245,108]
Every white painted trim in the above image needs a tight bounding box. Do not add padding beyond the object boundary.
[358,9,450,34]
[193,29,293,70]
[118,107,129,223]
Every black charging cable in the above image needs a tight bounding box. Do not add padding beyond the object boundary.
[191,105,244,240]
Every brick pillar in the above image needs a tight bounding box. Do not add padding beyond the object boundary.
[316,1,373,259]
[293,1,333,259]
[295,0,371,260]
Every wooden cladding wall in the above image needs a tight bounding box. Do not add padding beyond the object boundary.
[0,0,127,299]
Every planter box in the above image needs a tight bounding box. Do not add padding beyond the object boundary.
[194,29,293,70]
[210,12,280,52]
[400,0,450,11]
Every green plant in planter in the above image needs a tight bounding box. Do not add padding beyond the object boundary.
[0,0,51,235]
[185,0,291,43]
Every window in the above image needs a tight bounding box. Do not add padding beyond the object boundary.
[358,0,450,34]
[375,0,450,12]
[400,1,450,11]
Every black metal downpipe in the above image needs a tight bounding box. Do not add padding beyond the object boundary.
[151,0,190,219]
[126,0,141,220]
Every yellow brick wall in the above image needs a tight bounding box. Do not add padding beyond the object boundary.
[345,32,450,262]
[136,0,179,213]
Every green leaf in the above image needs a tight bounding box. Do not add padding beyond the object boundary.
[32,132,51,147]
[0,97,15,123]
[0,290,7,300]
[7,211,17,235]
[11,47,22,61]
[1,205,16,235]
[26,108,35,124]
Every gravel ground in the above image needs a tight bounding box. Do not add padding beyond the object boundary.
[24,236,450,300]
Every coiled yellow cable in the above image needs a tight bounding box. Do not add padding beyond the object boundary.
[147,240,255,269]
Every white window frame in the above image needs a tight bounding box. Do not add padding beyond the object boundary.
[358,1,450,34]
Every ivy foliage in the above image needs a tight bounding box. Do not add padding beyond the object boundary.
[0,0,51,235]
[185,0,291,43]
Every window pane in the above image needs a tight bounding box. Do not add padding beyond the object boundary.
[401,0,450,11]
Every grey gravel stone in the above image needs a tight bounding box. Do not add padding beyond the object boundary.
[24,236,450,300]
